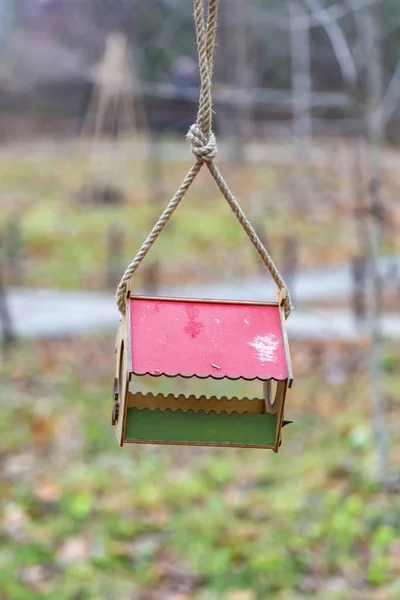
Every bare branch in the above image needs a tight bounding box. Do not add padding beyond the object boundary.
[248,0,381,32]
[380,61,400,123]
[308,0,381,27]
[300,0,357,87]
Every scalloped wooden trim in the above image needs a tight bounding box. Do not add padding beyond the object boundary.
[127,391,264,415]
[131,371,289,382]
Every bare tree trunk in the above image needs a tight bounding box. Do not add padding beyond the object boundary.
[222,0,254,163]
[147,131,164,204]
[289,1,314,214]
[0,230,16,347]
[290,1,312,142]
[349,138,369,329]
[359,3,389,484]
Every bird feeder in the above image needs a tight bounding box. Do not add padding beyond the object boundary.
[112,0,294,451]
[112,287,292,451]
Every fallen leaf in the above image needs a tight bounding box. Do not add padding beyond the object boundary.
[33,479,61,504]
[57,536,90,566]
[2,503,29,540]
[20,565,46,586]
[226,590,256,600]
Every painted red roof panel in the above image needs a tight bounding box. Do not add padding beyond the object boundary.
[129,298,288,381]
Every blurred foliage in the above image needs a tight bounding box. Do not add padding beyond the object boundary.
[10,0,400,88]
[83,0,400,90]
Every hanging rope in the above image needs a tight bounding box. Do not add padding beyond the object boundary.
[116,0,292,319]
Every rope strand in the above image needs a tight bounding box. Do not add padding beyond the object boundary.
[116,0,292,319]
[115,161,201,311]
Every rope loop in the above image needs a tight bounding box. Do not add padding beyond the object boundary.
[116,0,293,319]
[187,124,217,162]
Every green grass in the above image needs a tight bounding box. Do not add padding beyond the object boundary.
[0,141,365,291]
[1,336,400,599]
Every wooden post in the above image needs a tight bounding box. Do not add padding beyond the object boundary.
[351,255,367,328]
[106,225,124,290]
[143,261,160,296]
[282,234,299,304]
[233,0,253,162]
[0,229,16,347]
[221,0,254,163]
[5,213,23,286]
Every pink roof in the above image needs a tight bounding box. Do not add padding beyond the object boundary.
[129,297,290,382]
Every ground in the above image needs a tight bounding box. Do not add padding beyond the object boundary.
[1,335,400,599]
[1,137,400,599]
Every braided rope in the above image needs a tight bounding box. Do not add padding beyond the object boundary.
[116,0,292,319]
[115,161,201,311]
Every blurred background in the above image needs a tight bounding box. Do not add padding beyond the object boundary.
[1,0,400,598]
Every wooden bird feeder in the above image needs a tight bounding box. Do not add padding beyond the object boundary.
[112,0,293,451]
[113,287,292,451]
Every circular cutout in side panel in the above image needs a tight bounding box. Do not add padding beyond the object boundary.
[266,379,278,406]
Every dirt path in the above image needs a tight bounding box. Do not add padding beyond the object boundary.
[6,254,400,341]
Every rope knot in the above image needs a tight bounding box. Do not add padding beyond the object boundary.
[187,124,217,162]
